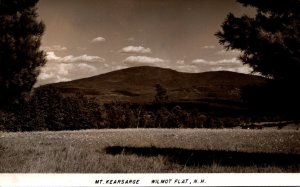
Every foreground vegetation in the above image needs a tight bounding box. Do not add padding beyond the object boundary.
[0,129,299,172]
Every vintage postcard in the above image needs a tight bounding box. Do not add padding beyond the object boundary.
[0,0,300,186]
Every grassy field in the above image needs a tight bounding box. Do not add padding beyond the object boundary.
[0,128,300,172]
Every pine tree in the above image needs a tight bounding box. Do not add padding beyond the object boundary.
[216,0,300,118]
[0,0,46,106]
[216,0,300,82]
[154,83,169,105]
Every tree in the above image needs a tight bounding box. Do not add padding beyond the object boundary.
[32,86,64,130]
[216,0,300,82]
[0,0,46,106]
[154,83,169,104]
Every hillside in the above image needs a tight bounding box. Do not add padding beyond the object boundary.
[41,66,267,103]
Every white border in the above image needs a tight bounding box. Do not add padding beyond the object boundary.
[0,173,300,186]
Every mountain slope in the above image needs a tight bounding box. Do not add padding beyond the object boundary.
[41,66,267,103]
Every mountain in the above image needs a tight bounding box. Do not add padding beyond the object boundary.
[41,66,267,103]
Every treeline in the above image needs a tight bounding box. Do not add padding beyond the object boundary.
[0,85,294,132]
[0,86,101,131]
[99,103,241,129]
[0,86,257,132]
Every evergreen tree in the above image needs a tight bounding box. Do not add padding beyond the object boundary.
[0,0,46,106]
[154,83,169,104]
[216,0,300,81]
[216,0,300,118]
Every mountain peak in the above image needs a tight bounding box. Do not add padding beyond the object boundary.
[42,66,266,103]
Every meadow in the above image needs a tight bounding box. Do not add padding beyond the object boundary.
[0,128,299,172]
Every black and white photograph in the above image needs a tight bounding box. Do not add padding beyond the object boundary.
[0,0,300,182]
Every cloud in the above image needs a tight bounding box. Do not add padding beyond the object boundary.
[174,65,200,73]
[192,59,206,64]
[42,45,67,52]
[211,66,252,74]
[216,49,242,56]
[216,58,241,63]
[120,46,151,54]
[46,51,61,61]
[176,60,185,65]
[46,52,105,63]
[114,66,128,71]
[77,63,97,71]
[37,52,106,85]
[203,45,216,49]
[190,57,253,74]
[127,37,135,41]
[123,56,166,66]
[192,58,241,65]
[77,47,87,51]
[91,37,106,43]
[37,62,98,85]
[38,73,71,83]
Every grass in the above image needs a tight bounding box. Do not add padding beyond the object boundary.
[0,128,299,172]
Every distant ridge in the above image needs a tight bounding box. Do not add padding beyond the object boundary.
[41,66,267,103]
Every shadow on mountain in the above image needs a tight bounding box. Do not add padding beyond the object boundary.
[105,146,300,167]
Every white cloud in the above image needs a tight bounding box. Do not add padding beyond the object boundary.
[216,58,241,64]
[47,51,61,61]
[123,56,166,66]
[120,46,151,54]
[174,65,200,73]
[37,52,105,85]
[57,63,72,76]
[211,66,252,74]
[37,62,98,85]
[91,37,106,43]
[203,45,216,49]
[42,45,67,51]
[38,72,71,83]
[46,52,105,63]
[115,66,128,70]
[38,71,56,81]
[176,60,185,65]
[216,49,242,56]
[127,37,135,41]
[190,57,253,74]
[77,63,97,72]
[192,59,207,64]
[192,58,241,65]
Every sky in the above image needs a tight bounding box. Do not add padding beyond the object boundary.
[36,0,255,86]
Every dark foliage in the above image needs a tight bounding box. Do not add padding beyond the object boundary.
[154,84,169,104]
[217,0,300,117]
[0,86,293,132]
[0,0,38,15]
[241,80,300,118]
[0,95,230,131]
[0,0,46,106]
[0,86,102,131]
[216,0,300,81]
